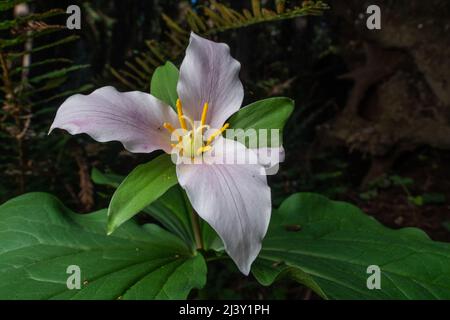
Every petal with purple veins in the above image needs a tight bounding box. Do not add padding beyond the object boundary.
[177,32,244,128]
[255,146,285,175]
[176,138,271,275]
[50,86,178,154]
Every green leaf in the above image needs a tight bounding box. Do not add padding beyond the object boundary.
[91,168,123,188]
[253,193,450,299]
[408,195,423,206]
[92,168,194,245]
[144,185,196,249]
[93,168,222,251]
[227,97,294,148]
[145,185,223,252]
[0,193,206,299]
[150,61,179,108]
[107,154,177,234]
[390,175,414,187]
[201,218,224,252]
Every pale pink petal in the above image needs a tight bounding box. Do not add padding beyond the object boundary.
[49,86,178,153]
[255,146,285,175]
[176,138,271,275]
[177,32,244,128]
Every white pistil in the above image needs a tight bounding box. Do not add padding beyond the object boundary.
[163,99,228,158]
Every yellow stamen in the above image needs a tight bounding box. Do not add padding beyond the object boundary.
[176,99,187,130]
[200,102,209,126]
[181,115,195,130]
[196,145,212,155]
[163,102,231,158]
[164,122,181,142]
[163,122,176,133]
[206,123,229,145]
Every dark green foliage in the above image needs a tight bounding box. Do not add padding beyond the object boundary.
[0,0,92,202]
[111,0,329,91]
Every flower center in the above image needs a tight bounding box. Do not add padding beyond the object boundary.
[163,99,229,159]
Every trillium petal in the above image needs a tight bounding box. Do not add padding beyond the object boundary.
[255,146,285,175]
[49,86,178,153]
[176,138,271,275]
[177,32,244,128]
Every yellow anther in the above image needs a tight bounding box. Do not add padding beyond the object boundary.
[176,99,187,130]
[200,102,209,126]
[196,145,212,155]
[181,115,195,130]
[206,123,229,145]
[164,102,231,158]
[164,122,181,142]
[163,122,176,133]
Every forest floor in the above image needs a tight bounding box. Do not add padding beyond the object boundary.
[349,150,450,243]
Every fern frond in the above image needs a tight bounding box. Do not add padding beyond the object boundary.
[31,84,95,107]
[28,64,90,84]
[251,0,262,18]
[23,77,67,96]
[8,35,79,58]
[112,0,329,90]
[0,26,67,50]
[0,2,92,196]
[0,9,65,30]
[10,58,72,76]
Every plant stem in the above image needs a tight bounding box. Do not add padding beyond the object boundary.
[190,209,204,250]
[0,53,26,193]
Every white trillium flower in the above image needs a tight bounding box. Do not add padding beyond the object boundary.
[50,32,284,275]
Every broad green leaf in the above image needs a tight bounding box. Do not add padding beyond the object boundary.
[150,61,179,108]
[253,193,450,299]
[0,193,206,300]
[92,168,194,246]
[144,185,223,252]
[227,97,294,148]
[144,185,196,249]
[201,217,224,252]
[107,154,177,234]
[93,168,222,251]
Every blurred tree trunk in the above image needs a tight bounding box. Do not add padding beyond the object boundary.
[320,0,450,185]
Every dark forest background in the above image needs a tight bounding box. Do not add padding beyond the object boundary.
[1,0,449,298]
